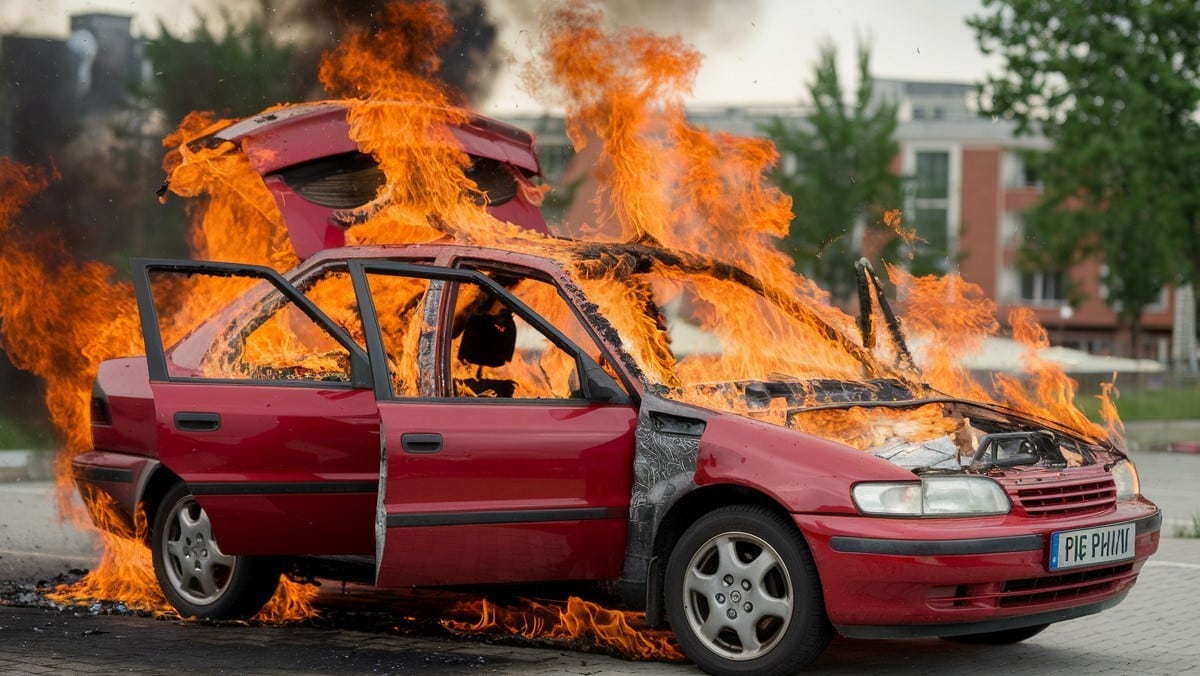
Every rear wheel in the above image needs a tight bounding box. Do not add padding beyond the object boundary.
[941,623,1050,644]
[665,505,833,676]
[151,483,279,619]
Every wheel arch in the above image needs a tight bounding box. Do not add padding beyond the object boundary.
[138,466,184,544]
[644,483,808,626]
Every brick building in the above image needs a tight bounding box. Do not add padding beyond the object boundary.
[877,79,1176,362]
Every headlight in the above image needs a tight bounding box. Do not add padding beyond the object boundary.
[853,477,1011,516]
[1110,459,1141,500]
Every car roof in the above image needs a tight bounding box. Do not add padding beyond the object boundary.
[292,239,829,307]
[291,240,579,278]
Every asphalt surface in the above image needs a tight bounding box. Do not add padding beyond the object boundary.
[0,447,1198,674]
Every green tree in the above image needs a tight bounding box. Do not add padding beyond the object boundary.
[144,1,309,125]
[763,40,902,302]
[133,2,312,259]
[970,0,1200,359]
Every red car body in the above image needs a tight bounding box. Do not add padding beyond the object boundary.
[72,105,1159,676]
[74,242,1159,666]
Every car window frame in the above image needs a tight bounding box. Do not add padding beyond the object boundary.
[131,258,372,389]
[347,259,629,405]
[446,257,639,400]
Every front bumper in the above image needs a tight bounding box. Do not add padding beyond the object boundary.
[796,498,1160,637]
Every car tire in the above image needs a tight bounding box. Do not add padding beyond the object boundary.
[940,623,1050,644]
[664,505,833,676]
[151,483,280,619]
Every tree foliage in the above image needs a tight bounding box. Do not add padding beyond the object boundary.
[970,0,1200,353]
[763,40,901,302]
[143,1,309,125]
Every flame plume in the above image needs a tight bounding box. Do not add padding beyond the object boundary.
[162,111,299,270]
[892,265,999,401]
[993,308,1105,440]
[531,0,802,294]
[442,596,684,662]
[0,160,142,513]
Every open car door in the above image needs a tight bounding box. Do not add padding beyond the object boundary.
[131,259,380,556]
[347,261,638,588]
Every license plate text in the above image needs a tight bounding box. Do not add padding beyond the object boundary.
[1049,522,1135,571]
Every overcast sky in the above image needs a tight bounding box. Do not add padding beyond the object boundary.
[6,0,1000,113]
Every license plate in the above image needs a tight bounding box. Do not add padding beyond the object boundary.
[1049,522,1136,571]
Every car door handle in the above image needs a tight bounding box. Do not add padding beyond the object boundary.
[174,412,221,432]
[400,433,442,454]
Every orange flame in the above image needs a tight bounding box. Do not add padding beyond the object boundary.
[44,497,164,611]
[791,403,960,451]
[892,238,1105,441]
[0,159,142,510]
[992,307,1105,439]
[882,207,919,249]
[162,111,299,270]
[530,1,801,293]
[1097,379,1125,447]
[442,596,684,661]
[893,266,999,401]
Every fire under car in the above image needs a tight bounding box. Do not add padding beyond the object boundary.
[73,238,1160,676]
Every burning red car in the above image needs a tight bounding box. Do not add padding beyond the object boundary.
[73,228,1160,674]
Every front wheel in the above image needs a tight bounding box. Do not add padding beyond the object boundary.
[665,505,833,676]
[151,483,279,619]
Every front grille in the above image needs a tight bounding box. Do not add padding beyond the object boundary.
[999,563,1136,607]
[1000,468,1117,517]
[931,563,1136,610]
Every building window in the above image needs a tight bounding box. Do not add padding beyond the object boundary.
[1020,270,1066,305]
[1098,264,1169,313]
[1022,162,1040,188]
[1001,211,1025,249]
[910,150,952,272]
[534,141,575,183]
[1004,152,1043,189]
[914,207,950,254]
[915,151,950,199]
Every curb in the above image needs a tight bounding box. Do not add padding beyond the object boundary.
[0,450,55,482]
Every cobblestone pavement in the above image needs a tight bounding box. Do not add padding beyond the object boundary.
[1,537,1197,675]
[1,447,1197,674]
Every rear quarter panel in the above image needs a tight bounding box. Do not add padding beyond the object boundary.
[92,357,157,457]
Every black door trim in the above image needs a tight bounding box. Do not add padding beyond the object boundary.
[189,480,378,495]
[386,506,628,528]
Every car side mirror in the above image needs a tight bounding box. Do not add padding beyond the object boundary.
[350,350,374,390]
[582,362,630,404]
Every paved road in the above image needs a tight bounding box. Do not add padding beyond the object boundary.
[2,540,1198,675]
[1,448,1197,674]
[0,482,98,583]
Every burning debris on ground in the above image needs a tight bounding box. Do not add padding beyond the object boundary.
[1,571,683,663]
[0,0,1150,672]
